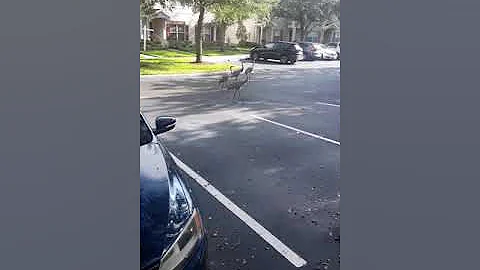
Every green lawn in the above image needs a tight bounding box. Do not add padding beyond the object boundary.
[142,49,195,58]
[140,57,237,75]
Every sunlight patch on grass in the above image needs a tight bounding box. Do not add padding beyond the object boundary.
[140,58,237,75]
[143,49,195,58]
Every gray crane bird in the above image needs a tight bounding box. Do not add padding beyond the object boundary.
[244,59,255,81]
[218,71,230,90]
[226,73,249,101]
[229,61,244,80]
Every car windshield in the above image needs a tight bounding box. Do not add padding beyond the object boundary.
[140,115,153,146]
[328,43,337,47]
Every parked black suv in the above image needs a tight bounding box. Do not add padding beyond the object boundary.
[250,41,304,64]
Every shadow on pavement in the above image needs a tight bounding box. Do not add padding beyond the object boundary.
[140,79,341,269]
[150,115,341,270]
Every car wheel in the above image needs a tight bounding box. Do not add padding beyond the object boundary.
[280,55,289,64]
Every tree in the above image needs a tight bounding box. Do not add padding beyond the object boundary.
[140,0,170,19]
[211,0,277,50]
[236,21,248,43]
[273,0,338,41]
[329,0,340,21]
[177,0,237,63]
[140,0,173,48]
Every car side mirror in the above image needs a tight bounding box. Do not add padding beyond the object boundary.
[153,116,176,135]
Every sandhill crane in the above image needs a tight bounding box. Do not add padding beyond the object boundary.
[244,59,255,81]
[229,61,244,80]
[218,71,230,90]
[227,73,249,101]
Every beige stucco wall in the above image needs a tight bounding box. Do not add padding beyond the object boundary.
[146,5,339,45]
[222,18,259,44]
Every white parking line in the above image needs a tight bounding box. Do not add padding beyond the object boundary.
[252,115,340,146]
[170,153,308,268]
[316,101,340,108]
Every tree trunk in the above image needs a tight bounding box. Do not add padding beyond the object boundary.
[299,22,306,41]
[195,5,206,63]
[218,23,227,52]
[303,20,315,42]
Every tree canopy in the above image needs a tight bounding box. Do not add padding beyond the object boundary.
[273,0,339,41]
[211,0,277,26]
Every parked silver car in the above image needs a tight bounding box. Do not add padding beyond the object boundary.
[327,42,340,59]
[313,43,338,60]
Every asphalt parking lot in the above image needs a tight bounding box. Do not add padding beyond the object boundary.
[141,60,340,270]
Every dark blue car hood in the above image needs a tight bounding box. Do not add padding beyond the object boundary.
[140,142,175,269]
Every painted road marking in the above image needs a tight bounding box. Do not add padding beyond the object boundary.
[252,115,340,146]
[315,101,340,108]
[170,153,308,268]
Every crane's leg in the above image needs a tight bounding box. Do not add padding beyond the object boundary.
[232,88,238,101]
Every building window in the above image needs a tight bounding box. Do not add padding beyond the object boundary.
[333,30,340,42]
[167,23,186,41]
[273,30,281,42]
[306,32,320,43]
